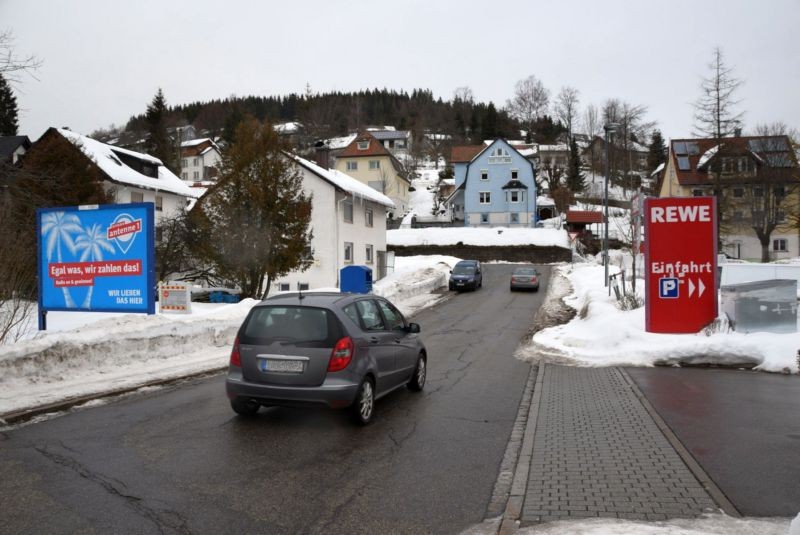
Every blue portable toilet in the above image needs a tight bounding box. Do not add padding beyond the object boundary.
[340,265,373,294]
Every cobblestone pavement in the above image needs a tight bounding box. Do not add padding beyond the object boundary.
[521,365,721,524]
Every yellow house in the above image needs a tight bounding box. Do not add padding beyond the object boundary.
[334,132,410,219]
[657,136,799,261]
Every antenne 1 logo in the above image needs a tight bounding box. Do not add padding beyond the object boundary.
[107,213,142,254]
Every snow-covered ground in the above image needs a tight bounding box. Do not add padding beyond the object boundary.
[389,227,570,247]
[400,167,452,226]
[0,255,460,417]
[466,513,796,535]
[518,256,800,374]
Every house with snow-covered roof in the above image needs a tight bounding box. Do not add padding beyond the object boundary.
[657,135,800,261]
[446,139,537,227]
[268,154,394,294]
[30,128,196,242]
[333,131,410,219]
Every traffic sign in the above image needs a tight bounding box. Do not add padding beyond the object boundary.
[644,197,718,333]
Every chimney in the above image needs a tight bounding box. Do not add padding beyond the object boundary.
[734,127,742,138]
[314,146,330,169]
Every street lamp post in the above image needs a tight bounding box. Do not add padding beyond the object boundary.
[603,123,618,293]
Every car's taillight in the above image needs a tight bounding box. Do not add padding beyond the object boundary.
[230,336,241,367]
[328,336,354,372]
[511,277,518,282]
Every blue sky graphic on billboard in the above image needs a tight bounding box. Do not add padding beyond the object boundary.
[37,203,155,314]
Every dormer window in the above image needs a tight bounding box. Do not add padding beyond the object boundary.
[357,140,369,150]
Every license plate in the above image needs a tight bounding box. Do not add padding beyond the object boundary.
[261,359,304,373]
[456,282,464,286]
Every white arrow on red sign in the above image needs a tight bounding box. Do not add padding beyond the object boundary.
[688,278,706,298]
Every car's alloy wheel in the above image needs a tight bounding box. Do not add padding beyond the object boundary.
[408,355,426,391]
[353,378,374,425]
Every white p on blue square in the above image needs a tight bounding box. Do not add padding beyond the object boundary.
[659,277,679,298]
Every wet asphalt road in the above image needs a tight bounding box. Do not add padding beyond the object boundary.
[626,367,800,517]
[0,264,547,535]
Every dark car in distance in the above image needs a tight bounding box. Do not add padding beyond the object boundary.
[510,266,541,292]
[225,292,427,425]
[448,260,483,291]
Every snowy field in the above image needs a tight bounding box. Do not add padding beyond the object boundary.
[389,226,570,247]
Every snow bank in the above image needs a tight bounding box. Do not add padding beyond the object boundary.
[373,255,460,316]
[518,262,800,373]
[388,227,570,247]
[515,514,792,535]
[0,300,258,415]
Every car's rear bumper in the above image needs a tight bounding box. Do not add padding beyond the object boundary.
[510,282,539,291]
[226,372,360,409]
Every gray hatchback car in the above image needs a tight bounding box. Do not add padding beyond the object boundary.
[225,292,427,424]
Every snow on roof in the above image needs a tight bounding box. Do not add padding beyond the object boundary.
[290,155,395,209]
[537,195,555,206]
[58,128,196,198]
[651,162,665,176]
[440,178,455,185]
[518,148,537,157]
[697,145,719,168]
[538,144,569,152]
[324,134,358,150]
[180,138,212,148]
[274,122,302,134]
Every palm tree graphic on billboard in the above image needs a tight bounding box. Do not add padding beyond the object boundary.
[75,223,116,309]
[41,211,82,309]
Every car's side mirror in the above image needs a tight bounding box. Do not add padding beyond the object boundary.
[449,270,453,274]
[407,323,421,334]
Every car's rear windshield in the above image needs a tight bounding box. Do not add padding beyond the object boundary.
[453,265,475,275]
[514,268,537,276]
[240,306,341,346]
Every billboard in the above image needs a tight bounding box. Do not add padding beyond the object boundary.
[644,197,717,333]
[37,203,155,326]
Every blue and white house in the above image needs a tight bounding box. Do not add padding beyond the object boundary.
[448,139,537,227]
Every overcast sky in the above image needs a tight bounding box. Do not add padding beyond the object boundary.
[4,0,799,142]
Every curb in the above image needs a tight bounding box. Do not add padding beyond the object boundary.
[0,367,227,426]
[619,367,741,518]
[498,363,546,534]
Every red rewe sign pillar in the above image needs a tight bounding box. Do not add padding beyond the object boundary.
[645,197,718,333]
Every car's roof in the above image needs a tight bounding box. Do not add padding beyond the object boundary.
[260,292,380,308]
[456,259,480,265]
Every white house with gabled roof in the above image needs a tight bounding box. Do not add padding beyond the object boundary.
[40,128,197,241]
[270,154,395,294]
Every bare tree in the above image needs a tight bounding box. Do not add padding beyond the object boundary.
[554,86,580,142]
[693,47,744,140]
[0,200,35,344]
[603,99,654,194]
[506,75,550,138]
[582,103,601,139]
[0,30,42,83]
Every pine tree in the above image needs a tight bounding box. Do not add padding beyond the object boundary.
[145,88,178,172]
[565,138,585,193]
[0,73,19,135]
[646,129,666,173]
[193,117,313,298]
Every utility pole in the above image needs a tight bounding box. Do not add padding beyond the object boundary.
[604,123,618,294]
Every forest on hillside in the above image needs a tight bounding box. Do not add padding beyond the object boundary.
[92,87,569,151]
